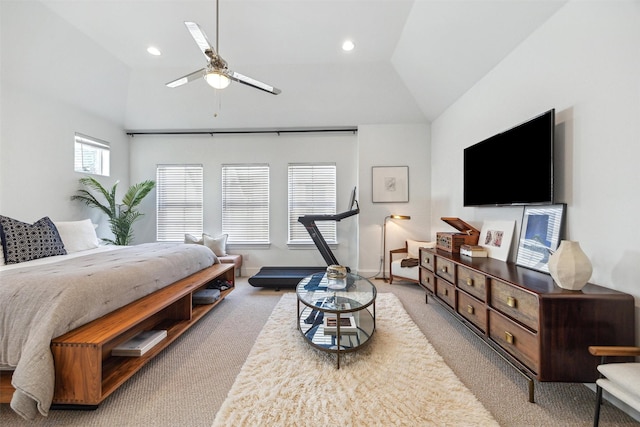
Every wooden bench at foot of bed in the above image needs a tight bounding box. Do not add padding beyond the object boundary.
[0,262,235,407]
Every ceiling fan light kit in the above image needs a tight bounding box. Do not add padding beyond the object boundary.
[205,71,231,89]
[165,0,280,95]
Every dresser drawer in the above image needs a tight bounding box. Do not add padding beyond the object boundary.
[489,310,540,374]
[419,268,435,293]
[435,278,455,308]
[435,257,455,283]
[490,279,539,331]
[420,250,435,272]
[457,290,487,332]
[457,266,486,302]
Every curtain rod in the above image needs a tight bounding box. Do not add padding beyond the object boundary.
[126,127,358,137]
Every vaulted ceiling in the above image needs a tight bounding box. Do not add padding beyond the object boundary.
[34,0,567,131]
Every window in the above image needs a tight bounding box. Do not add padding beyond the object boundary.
[156,165,203,241]
[288,163,337,244]
[74,133,110,176]
[222,164,270,244]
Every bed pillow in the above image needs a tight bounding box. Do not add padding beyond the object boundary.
[184,233,203,245]
[406,239,435,259]
[0,215,67,264]
[203,233,228,257]
[53,219,100,253]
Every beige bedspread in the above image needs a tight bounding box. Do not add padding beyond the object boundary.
[0,242,216,420]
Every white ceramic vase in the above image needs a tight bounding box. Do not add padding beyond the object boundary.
[548,241,593,291]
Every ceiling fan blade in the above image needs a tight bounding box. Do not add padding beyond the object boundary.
[184,21,216,60]
[166,68,206,88]
[227,71,281,95]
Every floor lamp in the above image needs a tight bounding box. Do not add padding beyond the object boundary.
[377,214,411,281]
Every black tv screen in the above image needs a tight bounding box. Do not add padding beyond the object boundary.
[463,109,555,207]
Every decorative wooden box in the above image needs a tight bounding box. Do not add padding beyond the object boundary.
[436,217,480,253]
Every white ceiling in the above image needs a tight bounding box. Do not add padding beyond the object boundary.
[35,0,568,131]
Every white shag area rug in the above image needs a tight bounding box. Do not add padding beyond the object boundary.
[212,293,498,427]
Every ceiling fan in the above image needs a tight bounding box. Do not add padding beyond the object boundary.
[166,1,281,95]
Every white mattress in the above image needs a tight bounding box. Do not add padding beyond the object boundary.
[0,245,119,272]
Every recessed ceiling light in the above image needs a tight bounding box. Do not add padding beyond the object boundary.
[342,40,355,52]
[147,46,161,56]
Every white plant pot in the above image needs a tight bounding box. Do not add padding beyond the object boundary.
[548,241,593,291]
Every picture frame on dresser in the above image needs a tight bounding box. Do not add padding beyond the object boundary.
[516,203,566,273]
[372,166,409,203]
[478,220,515,262]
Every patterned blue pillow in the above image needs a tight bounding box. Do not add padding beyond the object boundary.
[0,215,67,264]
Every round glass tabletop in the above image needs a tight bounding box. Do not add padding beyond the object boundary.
[296,272,376,312]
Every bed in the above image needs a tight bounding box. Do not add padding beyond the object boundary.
[0,216,234,420]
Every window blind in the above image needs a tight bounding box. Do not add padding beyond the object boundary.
[156,164,203,242]
[288,163,337,244]
[74,133,110,176]
[222,164,270,244]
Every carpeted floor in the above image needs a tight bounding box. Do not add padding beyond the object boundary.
[212,292,497,426]
[0,277,638,426]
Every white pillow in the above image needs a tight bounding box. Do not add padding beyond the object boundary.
[54,219,100,253]
[184,233,203,245]
[203,233,228,257]
[406,239,435,259]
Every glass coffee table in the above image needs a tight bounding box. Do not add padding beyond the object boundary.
[296,272,376,368]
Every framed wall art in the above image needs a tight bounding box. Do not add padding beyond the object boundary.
[479,220,515,262]
[516,203,566,273]
[372,166,409,203]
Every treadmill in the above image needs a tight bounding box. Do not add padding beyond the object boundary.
[249,188,359,289]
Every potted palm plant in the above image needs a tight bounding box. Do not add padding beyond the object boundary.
[72,177,155,245]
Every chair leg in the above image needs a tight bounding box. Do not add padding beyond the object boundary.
[593,384,603,427]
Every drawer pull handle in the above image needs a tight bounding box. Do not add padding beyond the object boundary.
[441,266,448,273]
[424,258,431,264]
[506,296,517,308]
[505,331,514,344]
[443,288,448,296]
[467,305,474,315]
[466,278,474,287]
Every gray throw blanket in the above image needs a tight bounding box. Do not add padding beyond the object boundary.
[0,243,216,420]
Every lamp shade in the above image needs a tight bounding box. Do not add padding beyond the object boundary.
[390,214,411,220]
[205,71,231,89]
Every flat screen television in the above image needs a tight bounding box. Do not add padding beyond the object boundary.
[463,109,555,207]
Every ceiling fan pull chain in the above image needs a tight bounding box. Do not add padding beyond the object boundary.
[213,90,223,118]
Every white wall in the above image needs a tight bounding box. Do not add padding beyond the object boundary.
[129,132,359,276]
[128,123,431,278]
[0,1,130,235]
[357,123,431,277]
[431,0,640,343]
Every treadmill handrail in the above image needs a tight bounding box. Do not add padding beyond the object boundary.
[297,207,359,224]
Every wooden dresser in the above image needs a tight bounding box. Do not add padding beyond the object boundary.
[418,248,636,402]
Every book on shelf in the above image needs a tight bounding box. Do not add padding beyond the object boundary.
[460,244,488,258]
[111,329,167,357]
[323,315,357,335]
